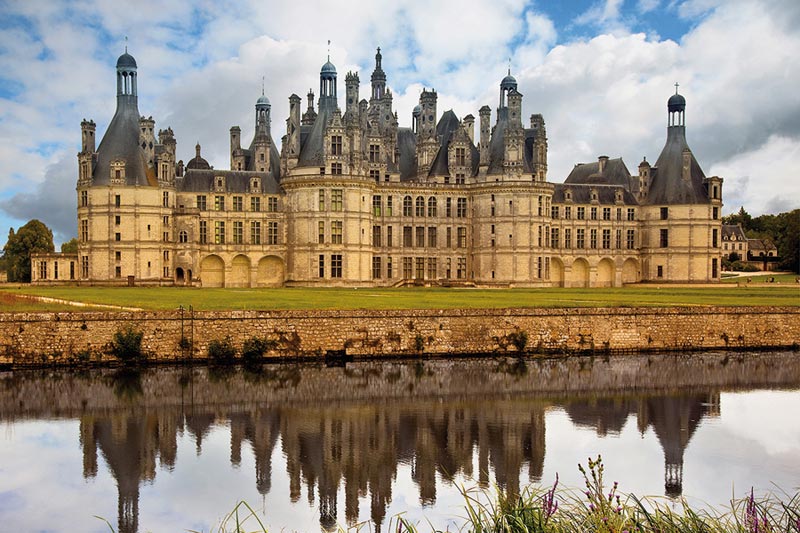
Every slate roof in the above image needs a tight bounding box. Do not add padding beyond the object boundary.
[564,158,633,187]
[647,126,709,205]
[427,110,479,178]
[177,169,281,194]
[721,224,746,241]
[297,107,331,167]
[92,94,153,186]
[396,128,417,181]
[552,183,638,205]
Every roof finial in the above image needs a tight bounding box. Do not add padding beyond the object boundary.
[262,76,265,96]
[508,57,511,75]
[675,82,679,94]
[124,35,128,53]
[327,39,331,61]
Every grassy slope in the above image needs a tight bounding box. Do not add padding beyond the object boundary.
[1,285,798,311]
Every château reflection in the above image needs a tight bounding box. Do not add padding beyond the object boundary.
[2,352,798,533]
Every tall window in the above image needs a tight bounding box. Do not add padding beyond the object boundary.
[331,189,343,211]
[199,221,207,244]
[415,257,424,279]
[427,227,437,247]
[319,189,325,211]
[372,225,382,247]
[370,169,380,182]
[455,147,466,166]
[712,228,718,248]
[660,207,669,220]
[456,198,467,218]
[387,257,393,278]
[402,257,413,279]
[318,221,325,244]
[415,196,425,217]
[268,222,278,245]
[162,191,169,207]
[39,261,47,280]
[660,229,669,248]
[331,162,342,175]
[564,206,571,219]
[80,219,88,242]
[80,190,88,207]
[551,206,559,219]
[446,227,452,248]
[615,229,622,249]
[386,196,393,216]
[627,208,635,221]
[590,229,597,249]
[233,221,243,244]
[372,195,382,216]
[626,229,635,249]
[415,226,425,248]
[576,228,585,249]
[457,227,467,248]
[446,198,452,217]
[372,256,382,279]
[331,254,342,278]
[427,257,437,279]
[268,197,278,212]
[387,226,393,247]
[318,255,325,277]
[214,221,225,244]
[551,227,560,248]
[403,196,412,216]
[330,135,342,155]
[331,221,343,244]
[603,207,611,220]
[403,226,412,247]
[590,207,597,220]
[427,197,437,217]
[251,221,261,244]
[197,195,207,210]
[457,257,466,279]
[251,197,261,212]
[214,195,224,211]
[369,144,380,163]
[81,256,89,278]
[179,230,188,243]
[577,207,585,220]
[602,229,611,249]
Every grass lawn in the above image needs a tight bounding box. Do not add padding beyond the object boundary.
[720,272,799,283]
[1,284,798,311]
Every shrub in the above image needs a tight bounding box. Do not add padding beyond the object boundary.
[414,334,425,353]
[241,336,276,363]
[507,330,528,352]
[207,337,236,362]
[110,325,144,363]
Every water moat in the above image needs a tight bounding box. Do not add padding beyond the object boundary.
[1,351,798,532]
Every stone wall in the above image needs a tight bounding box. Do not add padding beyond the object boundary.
[1,306,798,366]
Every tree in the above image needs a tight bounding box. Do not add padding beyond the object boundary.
[60,238,78,254]
[3,219,54,282]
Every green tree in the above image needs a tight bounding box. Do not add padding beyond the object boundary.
[60,237,78,254]
[3,220,54,282]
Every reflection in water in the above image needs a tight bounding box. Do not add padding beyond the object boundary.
[2,352,799,533]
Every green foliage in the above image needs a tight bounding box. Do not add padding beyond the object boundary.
[414,333,425,352]
[3,220,55,282]
[208,336,237,362]
[60,238,79,254]
[110,325,144,362]
[241,336,277,363]
[724,207,800,273]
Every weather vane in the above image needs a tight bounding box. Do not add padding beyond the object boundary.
[675,82,679,94]
[327,39,331,61]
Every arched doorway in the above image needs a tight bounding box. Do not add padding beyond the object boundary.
[175,267,185,285]
[571,258,589,288]
[200,255,225,287]
[550,258,564,287]
[230,255,251,288]
[622,258,639,284]
[596,258,614,288]
[257,256,285,286]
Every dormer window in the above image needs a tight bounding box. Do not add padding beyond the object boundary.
[565,189,572,201]
[214,176,225,191]
[250,177,261,192]
[110,160,125,183]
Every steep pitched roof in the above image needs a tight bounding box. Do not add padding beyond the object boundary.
[177,169,281,194]
[552,183,638,205]
[647,126,709,204]
[564,158,633,188]
[92,95,152,186]
[397,128,417,181]
[297,107,331,167]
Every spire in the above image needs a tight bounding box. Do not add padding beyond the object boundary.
[371,45,387,100]
[327,39,331,62]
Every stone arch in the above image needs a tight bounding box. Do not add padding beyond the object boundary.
[550,257,564,287]
[570,258,590,288]
[257,255,285,287]
[175,267,185,285]
[622,258,639,284]
[596,258,615,288]
[200,255,225,287]
[230,254,251,288]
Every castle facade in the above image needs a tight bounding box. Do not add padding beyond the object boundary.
[32,48,723,287]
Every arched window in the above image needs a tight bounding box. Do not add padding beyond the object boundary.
[427,197,437,217]
[403,196,412,217]
[179,230,188,243]
[415,196,425,217]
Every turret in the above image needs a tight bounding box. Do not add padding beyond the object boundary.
[507,90,522,128]
[139,116,155,166]
[81,119,96,154]
[638,156,651,200]
[302,89,318,125]
[418,89,437,139]
[370,47,386,100]
[319,56,338,112]
[462,114,475,144]
[499,68,517,108]
[286,94,301,161]
[230,126,244,170]
[116,48,138,105]
[479,105,491,166]
[345,71,359,115]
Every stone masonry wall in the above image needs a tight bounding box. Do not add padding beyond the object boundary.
[0,307,798,366]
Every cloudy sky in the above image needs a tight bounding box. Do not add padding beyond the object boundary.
[1,0,798,245]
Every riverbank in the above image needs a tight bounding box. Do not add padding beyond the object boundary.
[1,306,798,367]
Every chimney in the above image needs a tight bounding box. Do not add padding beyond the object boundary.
[598,155,609,173]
